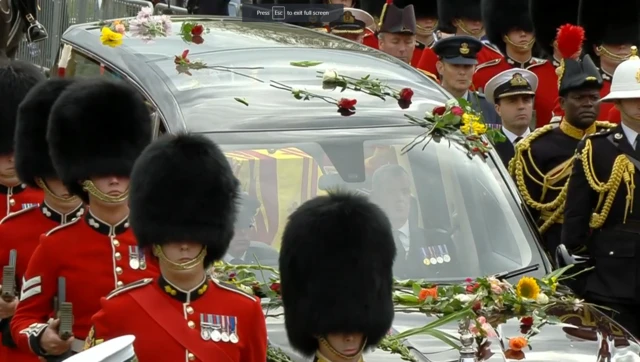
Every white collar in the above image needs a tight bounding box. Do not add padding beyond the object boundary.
[398,220,410,237]
[621,122,639,149]
[502,127,530,144]
[462,91,469,100]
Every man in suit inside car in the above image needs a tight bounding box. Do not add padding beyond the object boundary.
[483,68,537,167]
[370,164,456,279]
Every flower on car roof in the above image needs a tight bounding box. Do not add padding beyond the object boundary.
[180,22,209,44]
[100,27,123,48]
[128,7,172,42]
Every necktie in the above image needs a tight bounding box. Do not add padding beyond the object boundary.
[514,136,523,145]
[392,230,405,258]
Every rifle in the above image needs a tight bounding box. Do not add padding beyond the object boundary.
[1,249,17,303]
[52,277,73,340]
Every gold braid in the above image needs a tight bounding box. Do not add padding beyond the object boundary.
[579,138,635,228]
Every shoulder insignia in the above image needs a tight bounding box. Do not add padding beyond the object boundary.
[415,41,426,50]
[482,43,502,56]
[475,58,502,71]
[106,278,153,300]
[45,216,81,236]
[0,205,38,224]
[529,57,548,65]
[212,279,258,301]
[586,127,614,139]
[418,69,438,82]
[595,120,617,129]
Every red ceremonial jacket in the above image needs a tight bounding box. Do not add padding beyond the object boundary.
[10,211,159,357]
[0,184,42,220]
[85,276,267,362]
[472,56,558,127]
[362,29,378,49]
[608,106,621,123]
[0,202,84,362]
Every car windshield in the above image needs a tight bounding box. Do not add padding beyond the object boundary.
[209,126,546,282]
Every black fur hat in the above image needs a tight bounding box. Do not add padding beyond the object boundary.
[437,0,481,34]
[359,0,385,18]
[579,0,640,59]
[279,191,396,356]
[129,134,239,267]
[395,0,437,18]
[0,60,46,155]
[530,0,580,57]
[47,78,152,203]
[15,79,76,189]
[482,0,533,54]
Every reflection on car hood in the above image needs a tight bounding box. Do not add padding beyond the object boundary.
[265,304,640,361]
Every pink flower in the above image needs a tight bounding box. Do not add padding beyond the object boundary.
[470,317,497,338]
[451,106,464,116]
[115,24,126,34]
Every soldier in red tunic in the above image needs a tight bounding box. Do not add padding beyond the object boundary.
[471,0,557,128]
[0,61,45,219]
[579,0,640,122]
[10,78,160,359]
[85,134,267,362]
[279,190,395,362]
[359,0,384,49]
[0,79,85,362]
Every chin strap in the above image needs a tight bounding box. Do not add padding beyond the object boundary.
[317,336,367,361]
[82,180,129,203]
[153,244,207,270]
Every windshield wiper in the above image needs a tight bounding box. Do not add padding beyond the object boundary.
[493,264,540,280]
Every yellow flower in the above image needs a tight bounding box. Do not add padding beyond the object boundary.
[460,113,487,135]
[100,27,123,47]
[516,277,540,299]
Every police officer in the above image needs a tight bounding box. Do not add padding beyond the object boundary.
[561,47,640,336]
[376,0,416,65]
[279,191,395,361]
[0,60,45,219]
[64,335,136,362]
[484,69,537,167]
[85,134,267,361]
[509,34,615,257]
[10,79,159,358]
[0,79,84,362]
[432,36,500,125]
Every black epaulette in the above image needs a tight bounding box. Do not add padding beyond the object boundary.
[587,126,614,139]
[0,205,38,224]
[415,41,426,50]
[212,279,258,301]
[105,278,153,300]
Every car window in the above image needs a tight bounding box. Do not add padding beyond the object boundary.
[53,45,120,79]
[214,128,544,283]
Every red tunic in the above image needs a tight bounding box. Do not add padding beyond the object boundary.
[85,276,267,362]
[10,212,159,357]
[0,203,84,362]
[598,76,614,121]
[607,106,621,123]
[415,45,438,75]
[473,57,557,127]
[362,29,378,49]
[0,184,42,220]
[477,44,503,65]
[411,41,426,68]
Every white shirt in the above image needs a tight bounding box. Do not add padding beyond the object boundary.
[502,127,531,145]
[397,221,411,256]
[621,122,639,149]
[224,252,247,263]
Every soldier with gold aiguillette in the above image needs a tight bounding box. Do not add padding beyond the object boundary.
[509,24,615,258]
[85,134,267,361]
[560,47,640,336]
[329,10,366,42]
[279,191,395,362]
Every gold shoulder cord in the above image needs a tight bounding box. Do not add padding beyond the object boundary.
[580,138,635,228]
[509,125,572,232]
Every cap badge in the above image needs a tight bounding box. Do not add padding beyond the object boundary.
[343,11,355,23]
[460,43,470,55]
[510,73,528,86]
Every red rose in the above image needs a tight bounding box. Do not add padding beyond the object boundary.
[433,106,446,115]
[397,99,411,109]
[399,87,414,102]
[337,98,357,110]
[451,106,464,116]
[192,35,204,44]
[520,316,534,326]
[466,282,480,293]
[472,300,482,311]
[270,282,281,293]
[191,24,204,36]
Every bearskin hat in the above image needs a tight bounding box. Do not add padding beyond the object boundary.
[482,0,533,54]
[129,134,239,267]
[437,0,481,34]
[0,60,45,155]
[279,191,396,356]
[15,79,77,189]
[47,78,152,203]
[530,0,580,57]
[359,0,386,18]
[394,0,437,18]
[579,0,640,60]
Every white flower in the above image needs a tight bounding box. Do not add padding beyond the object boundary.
[536,293,549,304]
[322,69,338,82]
[572,298,584,311]
[291,88,300,93]
[424,111,433,119]
[454,294,477,303]
[445,98,459,107]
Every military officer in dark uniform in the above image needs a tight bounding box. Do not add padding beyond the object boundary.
[328,10,366,42]
[279,191,395,361]
[85,134,267,361]
[432,36,501,125]
[509,36,615,257]
[561,47,640,336]
[484,69,537,167]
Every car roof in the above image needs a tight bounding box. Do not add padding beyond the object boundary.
[62,16,450,133]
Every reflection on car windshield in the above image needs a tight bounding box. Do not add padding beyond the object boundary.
[216,132,544,282]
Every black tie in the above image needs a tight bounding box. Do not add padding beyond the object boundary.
[514,136,523,145]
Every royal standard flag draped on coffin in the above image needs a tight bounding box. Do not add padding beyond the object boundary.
[226,148,324,250]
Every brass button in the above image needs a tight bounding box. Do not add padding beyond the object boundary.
[188,352,195,361]
[117,281,123,287]
[114,252,121,260]
[115,267,123,275]
[186,306,194,315]
[113,239,120,247]
[9,199,15,206]
[187,321,195,329]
